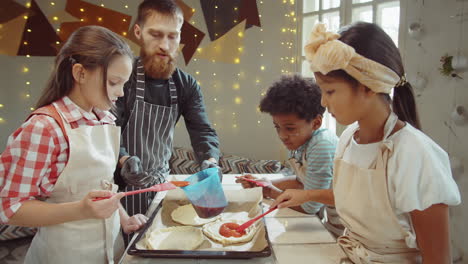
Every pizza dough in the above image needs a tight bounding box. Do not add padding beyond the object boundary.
[171,204,220,226]
[144,226,204,250]
[202,219,258,245]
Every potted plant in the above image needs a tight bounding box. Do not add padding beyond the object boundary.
[439,54,463,79]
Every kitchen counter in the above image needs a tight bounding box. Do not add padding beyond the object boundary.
[120,174,346,264]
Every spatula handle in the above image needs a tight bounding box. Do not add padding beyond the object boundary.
[236,206,277,232]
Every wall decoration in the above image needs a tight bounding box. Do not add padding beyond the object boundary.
[0,0,30,23]
[0,14,28,56]
[17,0,62,56]
[180,21,205,64]
[200,0,261,41]
[451,54,468,71]
[451,105,467,126]
[408,22,423,40]
[439,54,463,78]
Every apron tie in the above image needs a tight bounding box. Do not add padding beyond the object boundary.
[338,235,372,264]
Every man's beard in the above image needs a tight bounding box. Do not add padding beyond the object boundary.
[140,47,177,80]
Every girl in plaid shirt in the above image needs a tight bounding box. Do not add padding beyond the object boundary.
[0,26,146,263]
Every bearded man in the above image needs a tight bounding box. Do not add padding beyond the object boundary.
[114,0,220,219]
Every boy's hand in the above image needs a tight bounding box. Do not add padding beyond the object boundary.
[271,189,311,209]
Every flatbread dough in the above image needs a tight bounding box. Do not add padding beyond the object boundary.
[145,226,204,250]
[171,204,220,226]
[202,219,258,245]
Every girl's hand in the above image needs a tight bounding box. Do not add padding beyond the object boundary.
[81,190,125,219]
[271,189,312,209]
[121,214,148,234]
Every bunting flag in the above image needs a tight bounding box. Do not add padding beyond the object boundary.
[0,0,30,24]
[194,21,245,64]
[239,0,261,29]
[200,0,261,41]
[0,14,28,56]
[180,21,205,65]
[59,0,131,41]
[17,0,62,56]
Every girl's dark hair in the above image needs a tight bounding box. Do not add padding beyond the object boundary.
[322,22,421,129]
[136,0,183,26]
[259,74,325,122]
[36,25,133,109]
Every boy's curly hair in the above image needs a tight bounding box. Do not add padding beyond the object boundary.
[259,75,325,122]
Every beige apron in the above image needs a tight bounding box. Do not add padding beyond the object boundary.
[24,105,123,264]
[288,148,344,237]
[334,112,421,263]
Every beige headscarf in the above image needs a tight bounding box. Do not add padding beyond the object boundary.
[304,23,401,94]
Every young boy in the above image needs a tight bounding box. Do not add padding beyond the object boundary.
[237,75,343,236]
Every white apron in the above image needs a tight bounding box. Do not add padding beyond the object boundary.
[24,104,122,264]
[334,112,421,263]
[288,147,344,237]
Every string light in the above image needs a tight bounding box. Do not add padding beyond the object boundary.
[0,104,4,108]
[50,2,55,6]
[234,97,242,104]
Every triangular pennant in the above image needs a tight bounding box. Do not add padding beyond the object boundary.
[239,0,261,29]
[0,0,30,24]
[200,0,242,41]
[0,13,28,55]
[180,21,205,65]
[17,0,62,56]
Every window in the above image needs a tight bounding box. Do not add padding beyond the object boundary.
[299,0,401,134]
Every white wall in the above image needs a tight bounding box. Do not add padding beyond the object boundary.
[401,0,468,261]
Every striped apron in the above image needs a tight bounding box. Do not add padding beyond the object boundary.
[121,59,178,241]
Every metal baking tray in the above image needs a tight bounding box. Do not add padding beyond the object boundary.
[127,201,272,259]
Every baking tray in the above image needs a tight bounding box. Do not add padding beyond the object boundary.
[127,200,272,259]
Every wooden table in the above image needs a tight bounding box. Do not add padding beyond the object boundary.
[120,174,346,264]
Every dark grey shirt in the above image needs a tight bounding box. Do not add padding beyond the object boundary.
[115,64,220,163]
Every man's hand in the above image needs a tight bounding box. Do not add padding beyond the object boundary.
[200,158,222,180]
[121,156,153,187]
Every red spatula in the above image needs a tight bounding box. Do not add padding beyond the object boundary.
[92,181,189,201]
[235,176,284,193]
[235,206,278,233]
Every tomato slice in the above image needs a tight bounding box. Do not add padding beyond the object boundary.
[219,223,246,238]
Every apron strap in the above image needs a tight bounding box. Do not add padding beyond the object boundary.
[27,104,69,142]
[169,79,177,105]
[136,59,145,100]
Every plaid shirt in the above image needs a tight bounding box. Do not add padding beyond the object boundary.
[0,96,115,223]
